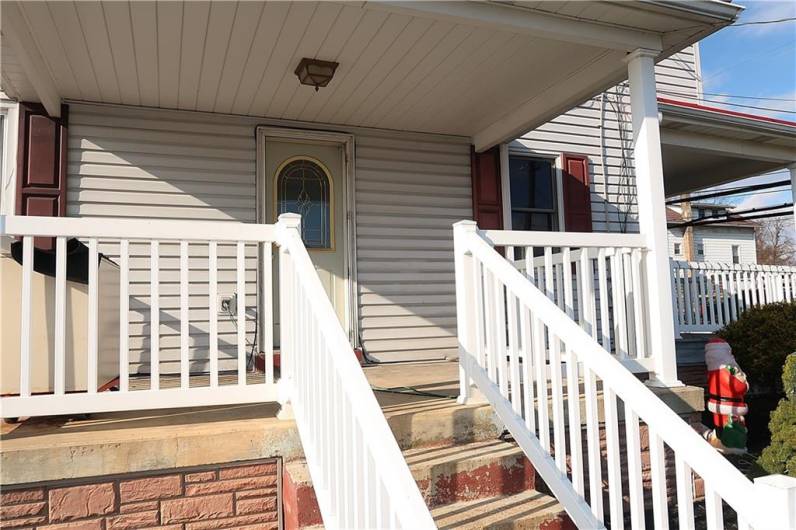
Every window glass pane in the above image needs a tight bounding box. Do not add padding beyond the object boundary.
[509,157,554,211]
[512,211,554,232]
[277,158,331,248]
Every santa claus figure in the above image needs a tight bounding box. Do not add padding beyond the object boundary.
[703,338,749,453]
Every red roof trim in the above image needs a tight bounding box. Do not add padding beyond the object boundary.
[657,97,796,127]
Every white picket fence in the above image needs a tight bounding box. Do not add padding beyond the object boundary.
[454,221,796,530]
[671,260,796,334]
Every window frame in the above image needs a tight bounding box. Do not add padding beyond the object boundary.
[500,146,563,233]
[674,242,681,256]
[732,244,740,265]
[0,99,18,217]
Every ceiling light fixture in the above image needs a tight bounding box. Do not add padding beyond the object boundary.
[294,58,339,91]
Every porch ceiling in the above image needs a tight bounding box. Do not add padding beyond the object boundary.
[1,1,739,150]
[659,99,796,196]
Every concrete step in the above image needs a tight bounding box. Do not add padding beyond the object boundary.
[405,440,535,507]
[431,490,572,530]
[282,440,550,529]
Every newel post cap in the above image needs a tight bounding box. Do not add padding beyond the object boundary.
[277,213,302,230]
[453,220,478,232]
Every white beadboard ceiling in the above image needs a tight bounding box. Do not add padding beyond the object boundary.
[1,1,738,147]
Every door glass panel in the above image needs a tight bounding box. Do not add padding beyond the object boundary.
[276,158,332,249]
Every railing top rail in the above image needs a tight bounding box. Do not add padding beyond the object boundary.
[481,229,647,249]
[0,215,278,242]
[463,229,760,524]
[671,259,796,273]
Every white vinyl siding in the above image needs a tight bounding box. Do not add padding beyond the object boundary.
[512,47,700,234]
[668,226,757,265]
[355,136,470,361]
[67,103,469,369]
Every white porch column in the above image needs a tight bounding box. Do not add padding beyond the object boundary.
[789,164,796,233]
[625,49,681,387]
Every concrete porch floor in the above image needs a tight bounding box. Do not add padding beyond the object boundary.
[1,360,500,485]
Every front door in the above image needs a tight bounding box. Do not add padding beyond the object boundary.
[263,137,347,344]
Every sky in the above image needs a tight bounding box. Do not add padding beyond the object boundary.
[695,0,795,223]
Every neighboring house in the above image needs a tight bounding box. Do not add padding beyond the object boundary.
[3,3,796,530]
[667,203,758,264]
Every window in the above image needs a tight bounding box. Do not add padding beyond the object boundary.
[697,242,704,256]
[276,157,332,249]
[674,243,681,255]
[509,156,558,232]
[732,245,740,264]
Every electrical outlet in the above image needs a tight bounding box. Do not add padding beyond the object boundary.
[219,293,237,316]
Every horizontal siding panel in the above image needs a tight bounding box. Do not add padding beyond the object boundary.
[68,102,470,366]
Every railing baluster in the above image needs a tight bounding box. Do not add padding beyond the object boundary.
[623,250,637,359]
[485,270,498,382]
[474,258,486,371]
[583,366,603,520]
[563,247,574,319]
[209,241,218,387]
[630,248,645,358]
[180,241,189,389]
[520,306,536,434]
[603,387,624,530]
[119,239,130,393]
[581,249,596,339]
[550,330,566,473]
[597,248,611,351]
[237,241,246,385]
[624,406,645,530]
[533,314,550,451]
[263,242,274,384]
[494,275,508,398]
[683,265,694,327]
[705,486,725,530]
[88,238,99,393]
[149,240,159,391]
[565,348,584,496]
[611,251,629,359]
[648,427,669,529]
[19,236,33,398]
[507,292,521,414]
[54,236,66,395]
[676,455,695,529]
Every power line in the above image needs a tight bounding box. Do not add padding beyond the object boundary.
[673,97,794,115]
[671,203,793,227]
[730,17,796,27]
[666,179,792,205]
[658,89,796,103]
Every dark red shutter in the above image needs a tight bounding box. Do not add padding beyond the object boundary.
[561,153,592,232]
[471,146,503,230]
[15,103,68,249]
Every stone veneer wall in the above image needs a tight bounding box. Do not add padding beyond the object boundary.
[0,459,280,529]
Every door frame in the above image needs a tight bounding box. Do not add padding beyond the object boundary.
[255,126,358,348]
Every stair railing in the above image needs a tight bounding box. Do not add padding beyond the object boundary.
[453,221,796,530]
[277,214,435,530]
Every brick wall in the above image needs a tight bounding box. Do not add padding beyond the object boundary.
[0,459,279,529]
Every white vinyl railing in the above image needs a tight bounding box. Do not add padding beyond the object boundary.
[671,260,796,334]
[277,214,434,530]
[0,215,278,418]
[454,221,796,530]
[491,230,653,372]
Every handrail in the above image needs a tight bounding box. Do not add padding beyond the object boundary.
[276,214,435,530]
[455,222,794,529]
